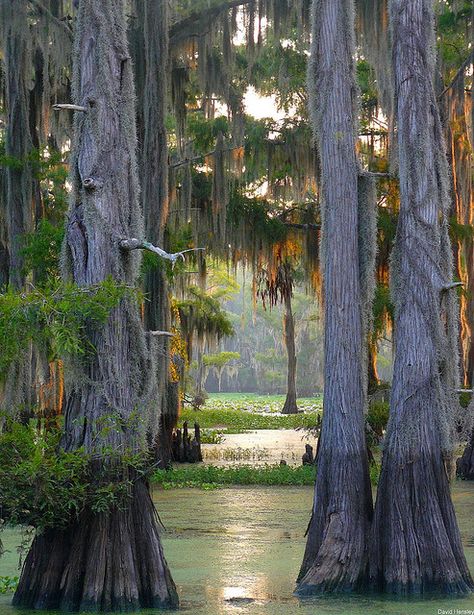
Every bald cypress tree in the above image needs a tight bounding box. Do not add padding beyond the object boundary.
[13,1,178,609]
[369,0,473,595]
[296,0,373,594]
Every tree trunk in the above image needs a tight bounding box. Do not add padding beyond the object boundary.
[13,1,178,610]
[282,292,298,414]
[296,0,373,594]
[369,0,473,595]
[367,343,379,394]
[457,427,474,480]
[1,0,33,290]
[196,344,206,398]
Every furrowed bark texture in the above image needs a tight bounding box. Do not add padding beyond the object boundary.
[0,0,33,290]
[13,1,178,610]
[282,292,298,414]
[369,0,473,595]
[141,0,177,467]
[296,0,373,594]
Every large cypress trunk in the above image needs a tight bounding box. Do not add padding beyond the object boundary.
[369,0,473,595]
[282,292,298,414]
[13,1,178,610]
[140,0,177,468]
[296,0,373,594]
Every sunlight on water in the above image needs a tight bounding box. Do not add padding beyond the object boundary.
[1,483,474,614]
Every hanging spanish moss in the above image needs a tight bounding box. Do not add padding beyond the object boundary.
[356,0,393,120]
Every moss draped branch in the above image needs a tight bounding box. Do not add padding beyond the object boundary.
[119,238,205,265]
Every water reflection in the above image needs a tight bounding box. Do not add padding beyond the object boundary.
[0,483,473,615]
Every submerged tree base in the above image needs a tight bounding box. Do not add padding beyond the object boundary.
[281,392,298,415]
[295,447,373,596]
[13,479,178,612]
[370,450,474,597]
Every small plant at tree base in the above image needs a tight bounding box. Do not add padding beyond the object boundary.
[0,576,19,594]
[0,422,151,534]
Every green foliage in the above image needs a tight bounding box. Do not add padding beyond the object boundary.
[21,220,65,284]
[0,577,19,594]
[0,146,68,285]
[357,59,378,117]
[372,283,393,340]
[369,462,381,486]
[179,395,322,432]
[227,191,287,244]
[0,424,88,529]
[176,286,234,346]
[450,216,474,243]
[0,279,137,377]
[199,429,226,444]
[0,423,147,532]
[437,2,473,70]
[203,351,240,368]
[367,401,390,437]
[246,40,308,115]
[153,463,316,489]
[186,114,230,153]
[459,391,472,409]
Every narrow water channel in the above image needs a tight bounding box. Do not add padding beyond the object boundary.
[1,482,473,614]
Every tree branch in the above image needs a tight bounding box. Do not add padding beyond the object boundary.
[284,222,321,231]
[119,238,205,265]
[442,281,464,291]
[438,50,474,99]
[170,144,242,170]
[28,0,73,38]
[170,0,254,47]
[361,171,396,179]
[53,103,87,112]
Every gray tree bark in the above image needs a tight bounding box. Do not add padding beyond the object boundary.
[369,0,473,595]
[282,292,298,414]
[140,0,178,469]
[0,0,33,289]
[13,1,178,610]
[296,0,373,594]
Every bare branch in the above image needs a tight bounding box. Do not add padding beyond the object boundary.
[119,238,205,266]
[441,282,464,291]
[361,171,395,179]
[170,144,242,169]
[53,103,87,112]
[148,331,176,337]
[438,50,474,99]
[170,0,253,47]
[284,222,321,231]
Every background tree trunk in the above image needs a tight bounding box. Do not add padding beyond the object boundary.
[369,0,473,595]
[1,0,33,290]
[282,292,298,414]
[140,0,178,469]
[296,0,373,594]
[13,1,178,610]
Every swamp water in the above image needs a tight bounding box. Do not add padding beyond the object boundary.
[1,482,474,615]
